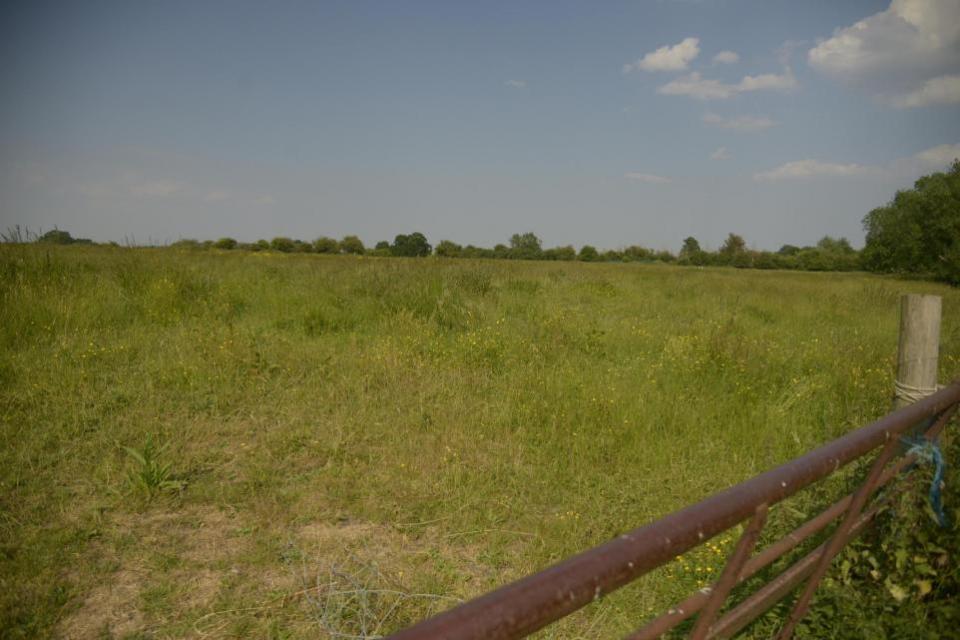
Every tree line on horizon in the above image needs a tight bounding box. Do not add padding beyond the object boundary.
[7,160,958,283]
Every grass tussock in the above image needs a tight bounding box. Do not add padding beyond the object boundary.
[1,244,959,638]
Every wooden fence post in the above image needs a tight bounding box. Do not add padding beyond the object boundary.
[895,294,941,409]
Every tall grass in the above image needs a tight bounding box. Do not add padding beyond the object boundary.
[1,244,958,638]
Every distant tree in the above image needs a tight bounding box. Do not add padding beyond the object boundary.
[340,235,365,255]
[375,240,391,251]
[578,245,599,262]
[270,237,295,252]
[623,245,653,261]
[678,236,707,265]
[462,245,494,259]
[654,250,676,263]
[731,251,754,268]
[863,160,960,283]
[313,236,339,253]
[543,245,576,261]
[435,240,463,258]
[601,250,624,262]
[492,244,510,259]
[214,237,237,250]
[253,239,270,252]
[508,232,543,260]
[38,229,75,244]
[817,236,855,254]
[720,233,746,257]
[292,239,314,253]
[391,232,431,257]
[753,252,781,270]
[171,238,202,249]
[680,236,701,258]
[778,244,801,256]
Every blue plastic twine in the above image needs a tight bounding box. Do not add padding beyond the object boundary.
[903,438,948,528]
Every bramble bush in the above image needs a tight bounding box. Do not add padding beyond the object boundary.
[793,434,960,639]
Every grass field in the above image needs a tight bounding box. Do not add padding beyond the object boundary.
[2,245,959,639]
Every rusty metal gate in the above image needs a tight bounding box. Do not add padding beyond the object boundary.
[387,382,960,640]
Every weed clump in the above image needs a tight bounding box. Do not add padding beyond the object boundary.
[122,436,186,498]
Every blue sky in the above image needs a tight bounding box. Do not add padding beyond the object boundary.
[1,0,958,250]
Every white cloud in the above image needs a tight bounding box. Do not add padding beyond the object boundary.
[710,147,732,161]
[809,0,960,76]
[808,0,960,106]
[702,112,776,132]
[754,160,873,181]
[625,172,671,184]
[505,79,527,89]
[658,72,738,99]
[713,50,739,65]
[890,74,960,108]
[624,37,700,73]
[737,68,798,92]
[658,68,797,100]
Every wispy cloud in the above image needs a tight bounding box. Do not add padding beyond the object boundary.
[658,72,737,99]
[895,143,960,174]
[64,169,273,207]
[658,68,797,100]
[754,160,872,181]
[128,179,183,198]
[624,37,700,73]
[203,190,231,203]
[889,74,960,108]
[712,50,739,65]
[505,79,527,89]
[738,69,798,92]
[753,143,960,181]
[710,147,731,161]
[776,40,808,66]
[624,172,671,184]
[702,112,776,132]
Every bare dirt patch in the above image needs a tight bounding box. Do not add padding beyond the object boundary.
[58,505,247,639]
[59,510,494,639]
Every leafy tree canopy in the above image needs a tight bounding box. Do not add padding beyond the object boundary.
[578,245,599,262]
[270,237,295,253]
[680,236,702,257]
[862,160,960,283]
[509,232,543,259]
[391,232,431,257]
[720,233,746,256]
[435,240,463,258]
[313,236,339,253]
[339,235,365,255]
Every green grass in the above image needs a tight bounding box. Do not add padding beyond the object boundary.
[2,244,959,638]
